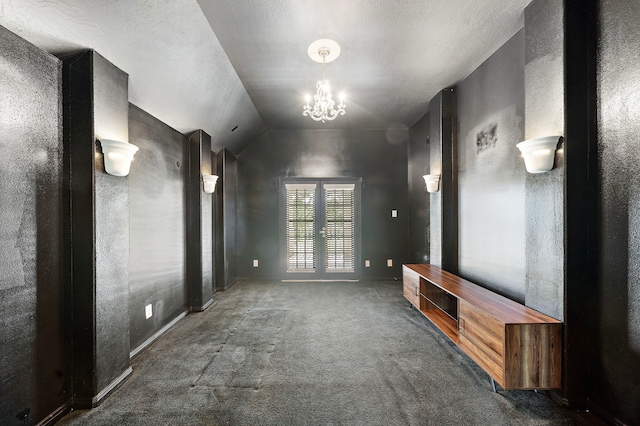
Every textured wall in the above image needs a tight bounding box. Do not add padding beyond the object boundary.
[457,30,525,301]
[407,112,430,263]
[237,129,408,280]
[523,0,565,321]
[128,104,187,351]
[92,52,132,394]
[595,0,640,423]
[0,24,66,425]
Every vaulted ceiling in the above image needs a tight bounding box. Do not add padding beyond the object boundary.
[0,0,531,154]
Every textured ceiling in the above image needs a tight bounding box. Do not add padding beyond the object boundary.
[198,0,531,132]
[0,0,531,153]
[0,0,266,154]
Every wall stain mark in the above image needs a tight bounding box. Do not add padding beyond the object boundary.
[476,124,498,154]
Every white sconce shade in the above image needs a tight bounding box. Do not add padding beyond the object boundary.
[423,174,440,193]
[516,136,561,173]
[202,174,218,193]
[99,139,139,176]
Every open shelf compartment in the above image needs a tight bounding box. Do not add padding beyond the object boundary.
[419,277,459,342]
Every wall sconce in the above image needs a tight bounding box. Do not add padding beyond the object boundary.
[423,174,440,193]
[516,136,561,173]
[99,139,139,176]
[202,174,218,193]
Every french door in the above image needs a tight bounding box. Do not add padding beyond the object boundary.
[281,178,361,281]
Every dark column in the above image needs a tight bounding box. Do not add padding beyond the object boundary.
[429,89,457,273]
[524,0,598,408]
[62,50,131,408]
[407,113,431,263]
[215,148,238,291]
[592,0,640,422]
[187,130,214,311]
[562,0,598,409]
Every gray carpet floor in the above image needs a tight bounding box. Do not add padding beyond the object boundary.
[58,280,605,425]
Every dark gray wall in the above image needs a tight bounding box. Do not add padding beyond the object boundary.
[523,0,565,323]
[407,113,430,263]
[0,25,66,425]
[215,148,238,290]
[128,104,188,352]
[237,129,408,280]
[457,30,526,301]
[595,0,640,423]
[93,53,132,395]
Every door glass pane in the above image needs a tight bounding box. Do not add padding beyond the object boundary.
[285,184,316,272]
[324,184,355,273]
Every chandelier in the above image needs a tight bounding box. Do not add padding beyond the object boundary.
[303,39,346,123]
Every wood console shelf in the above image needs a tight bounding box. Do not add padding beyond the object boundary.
[403,264,562,390]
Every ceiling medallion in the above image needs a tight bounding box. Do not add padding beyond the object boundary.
[303,39,346,123]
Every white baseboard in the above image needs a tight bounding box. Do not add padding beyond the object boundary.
[93,366,133,406]
[129,311,187,359]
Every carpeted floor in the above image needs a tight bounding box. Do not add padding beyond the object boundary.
[57,280,605,425]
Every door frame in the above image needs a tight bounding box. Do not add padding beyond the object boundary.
[279,177,361,281]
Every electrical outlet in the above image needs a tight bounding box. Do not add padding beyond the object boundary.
[253,259,259,267]
[365,260,370,267]
[387,259,393,267]
[145,304,153,319]
[391,209,397,218]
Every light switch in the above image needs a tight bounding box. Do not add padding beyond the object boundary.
[387,259,393,267]
[145,304,153,319]
[365,260,370,267]
[391,209,397,218]
[253,259,259,267]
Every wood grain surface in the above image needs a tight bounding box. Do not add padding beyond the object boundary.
[402,264,562,390]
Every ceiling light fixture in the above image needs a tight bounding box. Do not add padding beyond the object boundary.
[303,39,346,123]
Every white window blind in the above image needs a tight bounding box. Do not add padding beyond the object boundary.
[285,184,317,272]
[324,184,355,272]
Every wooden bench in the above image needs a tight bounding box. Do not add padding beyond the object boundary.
[403,264,562,391]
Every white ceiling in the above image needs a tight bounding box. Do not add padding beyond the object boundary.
[0,0,531,154]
